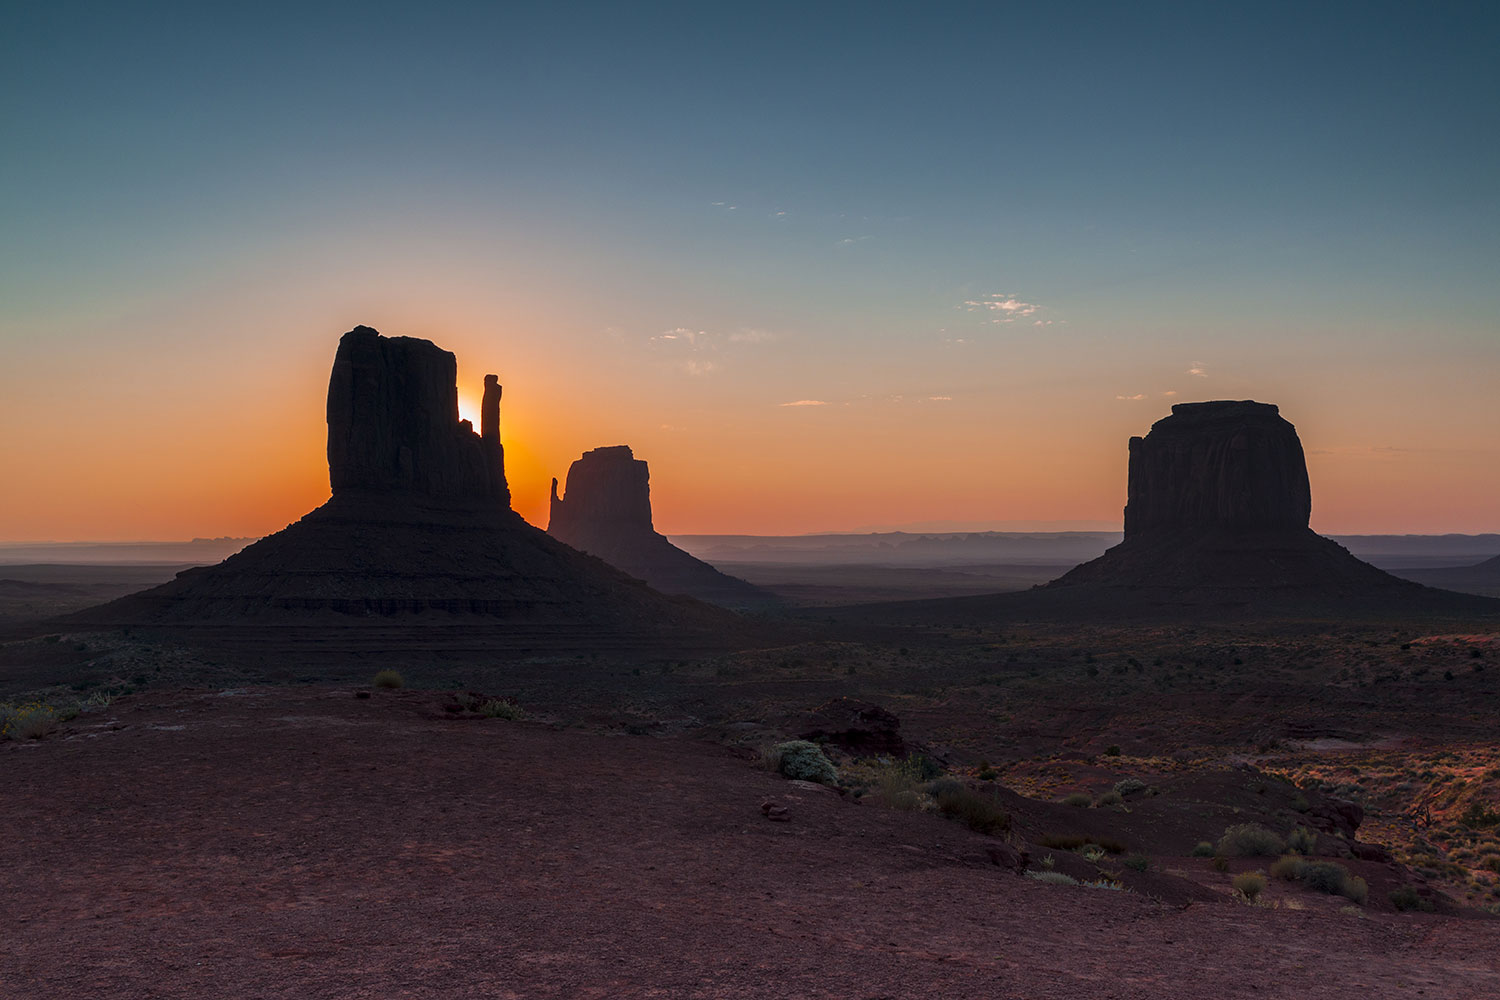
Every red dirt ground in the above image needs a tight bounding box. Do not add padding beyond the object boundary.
[4,687,1497,999]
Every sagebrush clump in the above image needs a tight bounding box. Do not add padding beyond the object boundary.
[931,780,1011,835]
[373,670,404,689]
[772,741,838,784]
[1,702,58,740]
[1233,871,1267,901]
[1218,823,1286,858]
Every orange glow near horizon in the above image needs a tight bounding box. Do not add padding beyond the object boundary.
[2,312,1498,543]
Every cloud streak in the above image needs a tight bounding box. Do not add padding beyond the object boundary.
[964,293,1049,324]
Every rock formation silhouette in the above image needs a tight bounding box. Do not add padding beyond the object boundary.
[1046,400,1456,603]
[326,327,508,503]
[548,446,770,608]
[67,327,734,637]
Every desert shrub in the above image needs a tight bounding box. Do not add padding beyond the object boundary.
[1122,854,1150,872]
[1388,886,1436,912]
[1061,792,1092,808]
[1037,833,1127,854]
[1081,844,1106,862]
[1291,793,1311,812]
[83,690,113,710]
[1081,878,1125,890]
[1192,841,1216,858]
[1025,870,1079,886]
[932,782,1011,835]
[1104,745,1122,757]
[1095,790,1123,807]
[373,670,404,689]
[1286,826,1318,855]
[1233,872,1267,901]
[1270,855,1307,881]
[1212,855,1230,872]
[479,698,525,721]
[874,758,928,809]
[1299,861,1367,903]
[1114,777,1148,797]
[1218,823,1286,858]
[773,741,837,784]
[2,702,58,740]
[1461,801,1500,829]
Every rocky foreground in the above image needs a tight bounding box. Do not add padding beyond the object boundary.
[4,686,1496,999]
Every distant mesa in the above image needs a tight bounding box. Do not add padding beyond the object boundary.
[63,326,734,636]
[1046,400,1473,608]
[548,446,771,609]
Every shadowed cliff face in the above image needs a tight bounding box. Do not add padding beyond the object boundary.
[1043,400,1457,607]
[1124,401,1311,538]
[548,446,771,608]
[327,326,508,505]
[549,445,652,536]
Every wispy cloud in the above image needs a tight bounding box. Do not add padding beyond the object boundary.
[684,359,717,376]
[779,399,829,407]
[1187,362,1208,377]
[837,235,873,247]
[964,293,1045,324]
[1163,390,1179,396]
[1116,393,1147,401]
[927,395,953,401]
[653,327,707,346]
[728,328,776,344]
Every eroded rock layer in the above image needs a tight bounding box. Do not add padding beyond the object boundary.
[549,446,770,608]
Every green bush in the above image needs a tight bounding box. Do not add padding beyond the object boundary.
[1025,870,1079,886]
[1122,854,1150,872]
[1300,861,1367,903]
[773,741,837,784]
[1061,792,1092,808]
[1114,777,1148,797]
[932,782,1011,835]
[1233,872,1266,901]
[1286,826,1317,855]
[373,670,404,689]
[1191,841,1216,858]
[1,702,58,740]
[479,698,525,720]
[1095,790,1123,807]
[1218,823,1286,858]
[1270,855,1306,881]
[1212,855,1230,872]
[1388,885,1436,912]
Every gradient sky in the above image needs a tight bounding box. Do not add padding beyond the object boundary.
[3,1,1497,539]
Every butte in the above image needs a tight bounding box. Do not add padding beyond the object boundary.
[1045,400,1493,613]
[547,445,772,609]
[61,327,738,650]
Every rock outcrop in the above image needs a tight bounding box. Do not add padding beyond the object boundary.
[548,446,771,608]
[1044,400,1481,611]
[1123,401,1310,537]
[65,327,737,641]
[327,326,507,503]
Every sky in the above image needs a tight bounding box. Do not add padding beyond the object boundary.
[2,1,1497,540]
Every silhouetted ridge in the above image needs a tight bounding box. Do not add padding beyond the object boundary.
[1040,400,1490,612]
[548,446,772,609]
[63,327,733,634]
